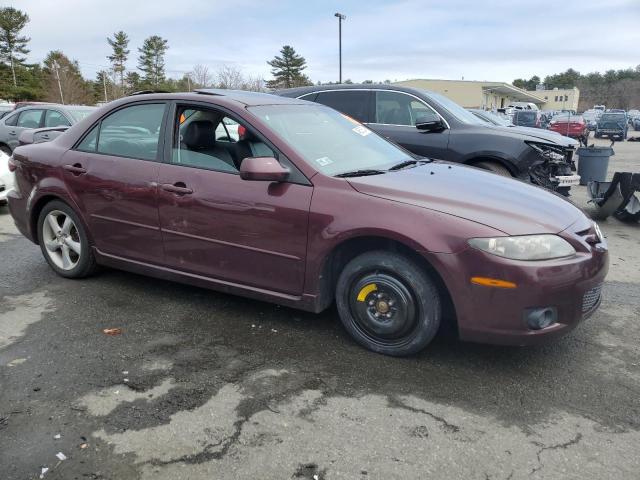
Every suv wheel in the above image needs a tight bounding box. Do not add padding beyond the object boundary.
[37,200,97,278]
[474,161,512,177]
[335,251,441,356]
[0,145,11,156]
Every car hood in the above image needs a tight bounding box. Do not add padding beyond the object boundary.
[347,163,584,236]
[485,125,578,147]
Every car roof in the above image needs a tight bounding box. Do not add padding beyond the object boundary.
[126,89,309,107]
[275,83,436,99]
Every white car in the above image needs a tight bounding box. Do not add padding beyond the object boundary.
[0,150,14,206]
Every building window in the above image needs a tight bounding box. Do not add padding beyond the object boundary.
[564,95,568,101]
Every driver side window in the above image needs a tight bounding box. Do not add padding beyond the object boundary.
[173,106,275,174]
[374,92,437,126]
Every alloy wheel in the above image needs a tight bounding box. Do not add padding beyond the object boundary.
[42,210,82,271]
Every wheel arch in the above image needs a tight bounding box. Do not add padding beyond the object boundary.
[29,193,92,246]
[315,235,458,335]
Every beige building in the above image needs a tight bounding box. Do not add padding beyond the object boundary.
[527,87,580,112]
[394,79,580,112]
[395,79,546,110]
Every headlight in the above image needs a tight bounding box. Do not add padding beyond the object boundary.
[468,235,575,260]
[526,141,567,162]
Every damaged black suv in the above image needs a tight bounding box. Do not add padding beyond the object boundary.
[276,84,579,194]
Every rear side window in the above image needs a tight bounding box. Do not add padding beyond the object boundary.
[44,110,71,128]
[4,112,18,126]
[17,109,44,128]
[96,103,165,161]
[314,90,371,123]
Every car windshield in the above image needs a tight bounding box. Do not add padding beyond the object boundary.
[249,104,413,176]
[473,110,512,126]
[427,92,484,125]
[66,107,96,122]
[600,113,625,121]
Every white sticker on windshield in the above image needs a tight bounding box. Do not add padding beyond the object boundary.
[315,156,333,166]
[352,125,371,137]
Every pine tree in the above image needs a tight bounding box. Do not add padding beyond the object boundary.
[137,35,168,87]
[43,51,93,105]
[125,71,141,93]
[0,7,30,87]
[107,31,129,89]
[266,45,311,89]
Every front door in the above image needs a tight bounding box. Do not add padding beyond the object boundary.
[157,104,312,295]
[62,102,167,264]
[368,91,451,160]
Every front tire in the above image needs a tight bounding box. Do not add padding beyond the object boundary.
[0,145,11,156]
[474,161,512,177]
[37,200,97,278]
[336,251,441,356]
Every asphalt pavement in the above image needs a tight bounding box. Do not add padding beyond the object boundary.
[1,136,639,480]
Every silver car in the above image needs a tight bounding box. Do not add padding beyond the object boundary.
[0,104,96,155]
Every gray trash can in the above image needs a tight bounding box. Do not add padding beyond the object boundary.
[577,146,614,186]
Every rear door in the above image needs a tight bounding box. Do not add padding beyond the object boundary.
[62,102,167,264]
[8,109,45,150]
[368,91,450,160]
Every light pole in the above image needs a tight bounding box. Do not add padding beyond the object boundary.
[334,12,346,83]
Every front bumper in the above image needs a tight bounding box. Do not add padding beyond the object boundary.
[428,222,609,346]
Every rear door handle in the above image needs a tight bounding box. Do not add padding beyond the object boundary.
[63,164,87,175]
[8,131,16,136]
[161,183,193,195]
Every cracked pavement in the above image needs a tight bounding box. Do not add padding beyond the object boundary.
[1,138,639,479]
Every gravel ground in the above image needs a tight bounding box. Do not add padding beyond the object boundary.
[1,134,639,480]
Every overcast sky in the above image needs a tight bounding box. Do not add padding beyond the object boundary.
[16,0,640,84]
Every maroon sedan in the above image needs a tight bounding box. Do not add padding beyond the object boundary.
[548,114,589,142]
[6,90,608,356]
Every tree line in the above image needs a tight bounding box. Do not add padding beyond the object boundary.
[514,66,640,111]
[0,7,313,105]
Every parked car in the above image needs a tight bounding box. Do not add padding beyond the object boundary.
[512,110,543,128]
[469,109,567,140]
[581,110,600,131]
[0,104,96,154]
[6,90,608,356]
[506,102,539,111]
[0,149,13,206]
[595,112,628,140]
[277,85,580,194]
[548,113,589,143]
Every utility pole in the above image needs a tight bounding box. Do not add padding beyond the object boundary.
[102,71,108,102]
[334,13,346,84]
[53,61,65,104]
[186,74,191,92]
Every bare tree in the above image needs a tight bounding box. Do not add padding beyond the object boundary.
[217,64,244,89]
[191,64,211,88]
[241,74,265,92]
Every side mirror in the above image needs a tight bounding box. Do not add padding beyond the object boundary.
[415,113,445,132]
[240,157,290,182]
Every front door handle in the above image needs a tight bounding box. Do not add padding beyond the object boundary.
[63,164,87,175]
[161,182,193,195]
[8,131,16,136]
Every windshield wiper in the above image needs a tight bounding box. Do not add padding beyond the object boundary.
[335,169,386,178]
[387,159,429,171]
